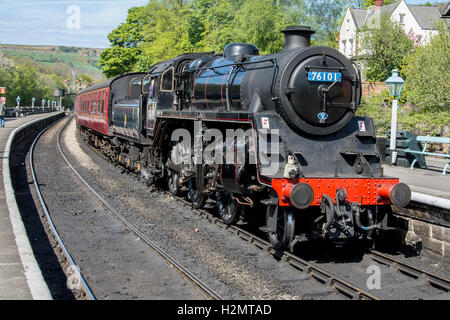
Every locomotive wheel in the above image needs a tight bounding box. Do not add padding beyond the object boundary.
[216,191,240,225]
[187,179,205,209]
[167,170,181,196]
[267,205,295,250]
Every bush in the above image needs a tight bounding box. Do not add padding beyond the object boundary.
[402,22,450,112]
[357,94,449,137]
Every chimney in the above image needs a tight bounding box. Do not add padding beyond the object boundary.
[281,26,315,51]
[374,0,384,11]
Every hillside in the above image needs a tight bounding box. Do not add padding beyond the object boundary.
[1,44,105,82]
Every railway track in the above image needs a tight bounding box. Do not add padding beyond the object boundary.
[30,116,95,300]
[75,120,379,300]
[55,116,222,300]
[70,117,450,300]
[369,250,450,292]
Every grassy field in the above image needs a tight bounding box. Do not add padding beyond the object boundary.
[1,44,105,81]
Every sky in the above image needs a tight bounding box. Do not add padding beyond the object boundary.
[0,0,445,48]
[0,0,148,48]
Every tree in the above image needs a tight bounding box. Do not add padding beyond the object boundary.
[99,6,147,77]
[361,16,414,82]
[306,0,348,47]
[0,62,53,107]
[98,0,366,75]
[79,74,94,86]
[403,22,450,112]
[232,0,288,54]
[0,49,14,70]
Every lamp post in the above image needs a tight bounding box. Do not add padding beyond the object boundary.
[32,97,35,109]
[385,69,405,165]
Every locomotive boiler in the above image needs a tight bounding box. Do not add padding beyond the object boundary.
[75,26,411,250]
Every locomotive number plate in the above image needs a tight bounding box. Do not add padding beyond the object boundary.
[308,71,342,83]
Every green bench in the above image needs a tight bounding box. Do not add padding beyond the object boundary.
[405,136,450,175]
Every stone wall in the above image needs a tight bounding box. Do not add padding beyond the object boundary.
[391,205,450,260]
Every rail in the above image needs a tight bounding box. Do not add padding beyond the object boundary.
[57,118,222,300]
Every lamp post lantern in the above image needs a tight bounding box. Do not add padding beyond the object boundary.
[385,69,405,165]
[32,97,35,109]
[16,96,20,107]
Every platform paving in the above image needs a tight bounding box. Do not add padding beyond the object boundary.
[383,157,450,200]
[0,113,60,299]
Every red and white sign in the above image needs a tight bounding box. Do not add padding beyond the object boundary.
[262,117,270,129]
[358,120,366,132]
[0,97,6,104]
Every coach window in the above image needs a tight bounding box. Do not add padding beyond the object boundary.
[101,100,104,115]
[160,67,174,92]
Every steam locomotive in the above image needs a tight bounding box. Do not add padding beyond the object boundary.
[75,26,411,250]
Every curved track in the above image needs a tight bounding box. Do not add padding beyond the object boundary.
[30,116,95,300]
[56,116,222,300]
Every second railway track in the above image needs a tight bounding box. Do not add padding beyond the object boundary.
[55,116,222,300]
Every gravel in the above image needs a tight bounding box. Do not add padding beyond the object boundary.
[33,116,449,300]
[33,118,204,299]
[56,118,347,300]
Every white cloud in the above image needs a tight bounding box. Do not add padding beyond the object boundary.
[0,0,148,47]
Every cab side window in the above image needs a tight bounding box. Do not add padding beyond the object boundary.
[142,75,151,94]
[160,67,174,92]
[129,78,142,98]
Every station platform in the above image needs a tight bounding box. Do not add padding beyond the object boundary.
[383,157,450,200]
[0,113,60,300]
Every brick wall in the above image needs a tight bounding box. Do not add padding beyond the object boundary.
[362,82,386,97]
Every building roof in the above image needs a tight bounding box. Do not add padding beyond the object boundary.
[350,2,400,29]
[349,1,445,31]
[440,2,450,18]
[408,5,442,30]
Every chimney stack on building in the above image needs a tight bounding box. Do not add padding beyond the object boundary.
[374,0,384,11]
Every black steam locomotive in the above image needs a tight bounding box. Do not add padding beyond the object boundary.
[75,26,410,250]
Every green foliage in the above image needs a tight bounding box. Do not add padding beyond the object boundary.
[79,74,94,86]
[361,16,414,82]
[232,0,287,53]
[402,22,450,113]
[99,6,147,77]
[100,0,360,76]
[59,46,78,53]
[357,94,450,136]
[2,45,103,80]
[0,61,53,107]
